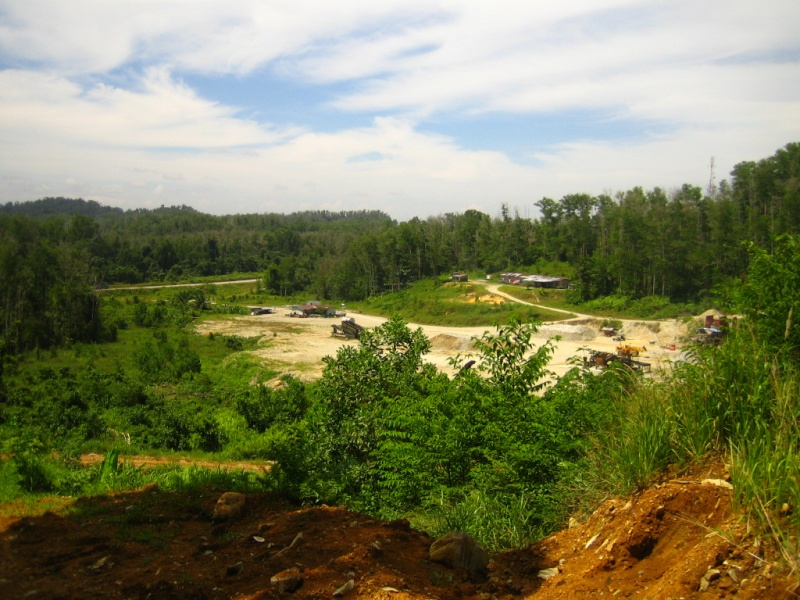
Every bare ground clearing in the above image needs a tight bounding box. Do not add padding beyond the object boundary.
[194,306,691,383]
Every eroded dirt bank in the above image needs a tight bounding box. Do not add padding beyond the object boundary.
[1,470,795,599]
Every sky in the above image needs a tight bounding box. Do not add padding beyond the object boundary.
[1,1,799,222]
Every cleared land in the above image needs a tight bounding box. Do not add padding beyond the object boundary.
[194,303,691,382]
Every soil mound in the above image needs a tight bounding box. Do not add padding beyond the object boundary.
[538,323,597,342]
[429,333,474,353]
[497,477,794,599]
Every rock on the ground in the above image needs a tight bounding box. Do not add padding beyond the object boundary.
[212,491,247,520]
[429,531,489,578]
[699,568,722,591]
[332,579,354,597]
[270,567,304,592]
[537,567,559,580]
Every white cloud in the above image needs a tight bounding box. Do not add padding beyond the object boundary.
[0,68,294,148]
[0,0,799,220]
[0,0,438,75]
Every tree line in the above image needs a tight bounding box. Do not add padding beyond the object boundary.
[1,142,798,355]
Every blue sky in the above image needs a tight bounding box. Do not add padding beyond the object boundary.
[1,1,799,221]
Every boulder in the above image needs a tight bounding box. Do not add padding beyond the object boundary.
[212,492,246,521]
[270,567,304,593]
[429,531,489,579]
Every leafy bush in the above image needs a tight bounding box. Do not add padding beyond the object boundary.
[3,369,106,446]
[735,234,800,357]
[257,316,618,548]
[144,397,224,452]
[236,376,308,433]
[224,336,244,350]
[133,332,201,383]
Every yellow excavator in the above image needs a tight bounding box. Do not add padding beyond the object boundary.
[616,344,647,357]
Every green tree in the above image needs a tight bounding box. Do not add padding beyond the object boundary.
[736,234,800,355]
[296,317,439,504]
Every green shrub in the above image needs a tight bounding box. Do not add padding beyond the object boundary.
[150,402,224,452]
[133,332,202,383]
[236,376,308,433]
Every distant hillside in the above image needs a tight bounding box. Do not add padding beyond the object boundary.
[0,197,125,218]
[0,197,392,226]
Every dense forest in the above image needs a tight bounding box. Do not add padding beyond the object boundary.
[1,142,798,356]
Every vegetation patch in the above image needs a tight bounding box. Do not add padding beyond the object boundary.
[356,278,570,326]
[499,286,702,320]
[1,147,799,581]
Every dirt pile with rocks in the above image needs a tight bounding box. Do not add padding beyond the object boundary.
[1,467,795,600]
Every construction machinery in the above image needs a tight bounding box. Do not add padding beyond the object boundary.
[331,317,364,340]
[585,351,617,368]
[616,344,647,357]
[585,349,650,372]
[694,327,724,345]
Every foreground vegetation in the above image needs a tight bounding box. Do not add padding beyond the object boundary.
[0,235,797,570]
[0,142,798,574]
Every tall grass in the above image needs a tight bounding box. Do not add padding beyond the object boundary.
[586,326,800,571]
[590,384,674,492]
[421,489,554,554]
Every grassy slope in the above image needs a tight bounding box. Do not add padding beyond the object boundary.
[499,285,704,320]
[352,279,573,326]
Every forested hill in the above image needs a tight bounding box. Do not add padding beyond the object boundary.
[0,198,392,231]
[0,142,798,353]
[1,197,125,218]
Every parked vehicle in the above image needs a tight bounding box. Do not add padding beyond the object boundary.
[585,349,650,372]
[331,317,364,339]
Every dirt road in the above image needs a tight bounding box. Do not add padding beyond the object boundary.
[99,278,260,291]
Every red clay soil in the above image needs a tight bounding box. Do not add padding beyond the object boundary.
[1,477,797,600]
[78,453,274,474]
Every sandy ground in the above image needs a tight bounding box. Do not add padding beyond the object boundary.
[194,297,691,383]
